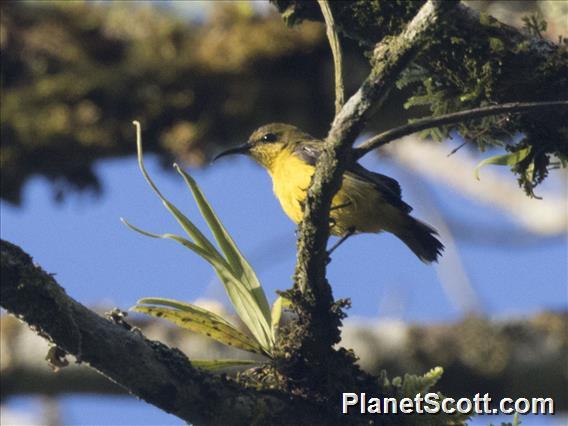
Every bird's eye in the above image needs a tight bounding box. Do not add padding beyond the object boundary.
[261,133,277,143]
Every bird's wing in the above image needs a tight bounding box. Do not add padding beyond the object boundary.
[293,142,411,213]
[347,163,411,213]
[294,142,321,166]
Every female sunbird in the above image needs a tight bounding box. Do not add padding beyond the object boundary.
[215,123,444,263]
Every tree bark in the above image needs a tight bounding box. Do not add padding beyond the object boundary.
[0,239,333,426]
[3,310,566,411]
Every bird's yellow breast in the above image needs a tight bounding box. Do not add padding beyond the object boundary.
[268,150,312,224]
[267,150,389,235]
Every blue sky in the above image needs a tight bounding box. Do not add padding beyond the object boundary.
[2,142,565,322]
[2,1,566,421]
[2,134,566,425]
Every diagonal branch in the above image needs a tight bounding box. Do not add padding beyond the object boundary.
[354,100,568,159]
[0,239,330,426]
[292,0,458,348]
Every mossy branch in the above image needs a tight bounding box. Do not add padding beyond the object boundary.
[354,100,568,158]
[0,239,331,426]
[291,0,457,358]
[274,0,568,195]
[4,311,566,411]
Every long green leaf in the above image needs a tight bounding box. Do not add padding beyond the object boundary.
[176,165,271,310]
[121,219,222,268]
[132,305,265,355]
[212,265,274,351]
[137,298,273,353]
[175,166,272,338]
[137,297,234,327]
[190,359,260,371]
[474,146,532,180]
[271,295,292,335]
[121,223,273,352]
[132,121,223,263]
[127,122,274,353]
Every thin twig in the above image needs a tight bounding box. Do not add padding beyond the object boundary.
[354,100,568,159]
[447,140,468,157]
[318,0,344,115]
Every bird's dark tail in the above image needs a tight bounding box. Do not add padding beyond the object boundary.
[394,217,444,263]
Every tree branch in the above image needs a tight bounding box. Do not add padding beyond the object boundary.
[317,0,344,115]
[292,1,458,351]
[0,239,330,426]
[5,311,566,411]
[354,100,568,158]
[273,0,567,196]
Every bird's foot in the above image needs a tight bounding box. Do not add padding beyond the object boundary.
[326,227,356,261]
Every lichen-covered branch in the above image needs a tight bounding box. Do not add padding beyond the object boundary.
[3,311,566,412]
[0,239,331,426]
[354,100,568,158]
[274,4,460,399]
[274,0,568,195]
[290,0,457,352]
[4,2,565,203]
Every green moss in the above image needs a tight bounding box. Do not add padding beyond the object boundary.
[334,0,424,45]
[1,2,331,204]
[478,11,497,27]
[395,8,567,195]
[489,37,505,53]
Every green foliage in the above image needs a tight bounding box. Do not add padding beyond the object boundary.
[133,298,266,356]
[270,295,292,337]
[396,13,568,196]
[522,14,547,39]
[274,0,424,45]
[378,367,469,425]
[273,0,568,196]
[123,121,279,361]
[474,146,532,180]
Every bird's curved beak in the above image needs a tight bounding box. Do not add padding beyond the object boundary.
[213,144,251,162]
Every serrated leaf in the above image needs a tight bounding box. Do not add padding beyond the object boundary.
[191,359,260,371]
[132,304,265,355]
[475,146,532,180]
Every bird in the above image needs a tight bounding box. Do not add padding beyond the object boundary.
[214,123,444,263]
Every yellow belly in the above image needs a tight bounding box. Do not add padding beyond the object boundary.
[268,151,395,235]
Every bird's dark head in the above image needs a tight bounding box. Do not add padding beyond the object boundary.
[214,123,313,169]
